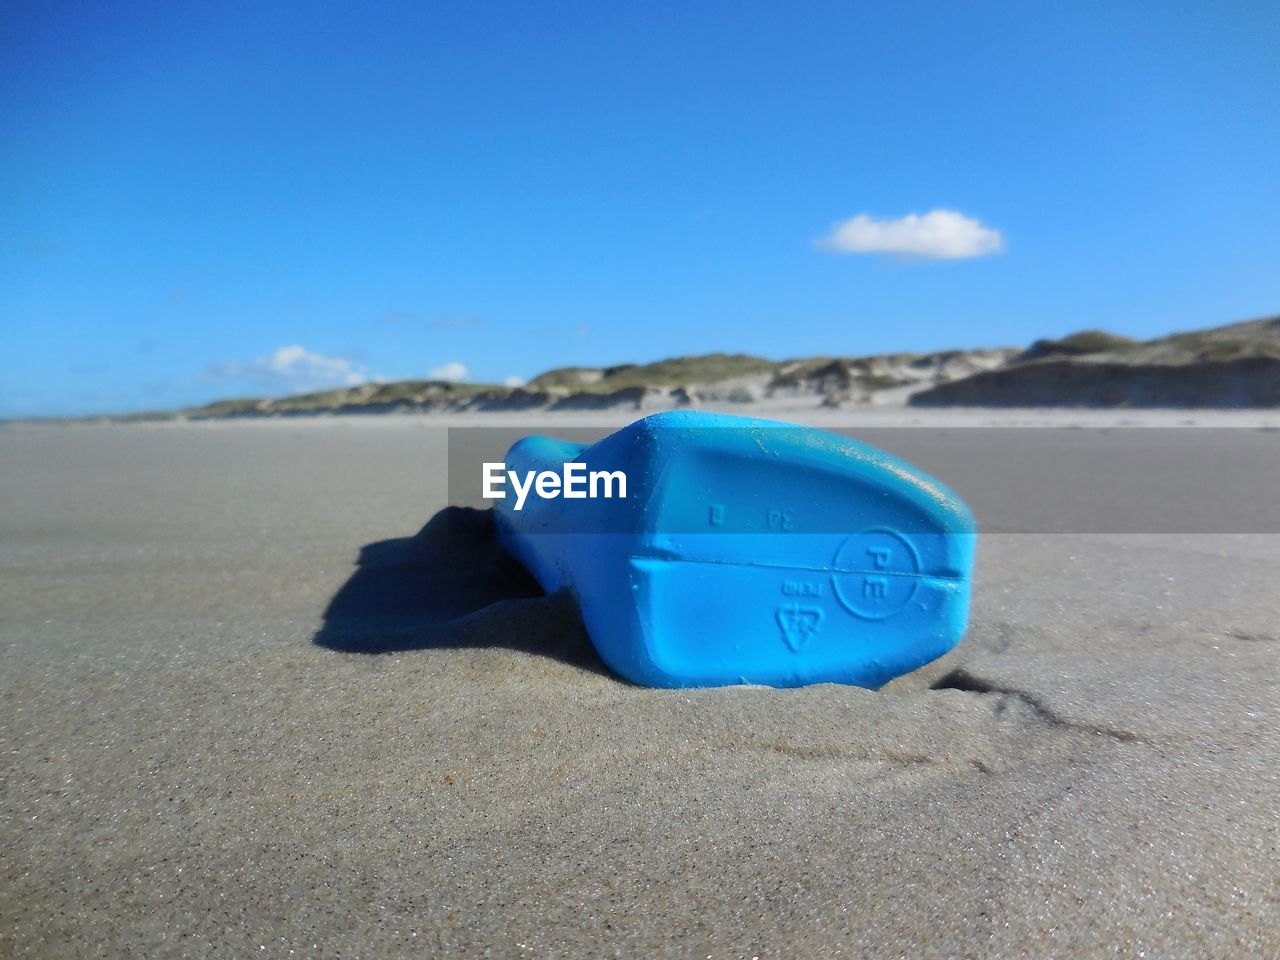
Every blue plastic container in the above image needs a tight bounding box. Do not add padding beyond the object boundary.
[493,410,976,688]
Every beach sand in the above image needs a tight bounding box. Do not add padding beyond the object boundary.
[2,411,1277,958]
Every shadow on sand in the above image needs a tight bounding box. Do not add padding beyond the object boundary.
[313,506,608,675]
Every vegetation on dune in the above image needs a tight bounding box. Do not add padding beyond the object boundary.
[1151,317,1280,362]
[914,315,1280,407]
[1018,329,1138,361]
[183,378,504,417]
[186,397,266,417]
[1018,317,1280,365]
[1051,330,1138,353]
[159,314,1280,419]
[1159,335,1280,362]
[769,355,920,390]
[528,353,776,392]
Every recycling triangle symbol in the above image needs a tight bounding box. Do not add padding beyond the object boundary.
[776,602,824,652]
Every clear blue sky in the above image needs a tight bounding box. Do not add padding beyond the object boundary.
[3,0,1278,415]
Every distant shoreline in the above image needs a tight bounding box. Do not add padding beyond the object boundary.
[7,404,1280,431]
[14,313,1280,422]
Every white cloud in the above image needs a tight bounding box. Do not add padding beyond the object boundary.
[203,345,368,392]
[818,209,1004,260]
[262,345,366,387]
[428,361,469,382]
[503,375,527,388]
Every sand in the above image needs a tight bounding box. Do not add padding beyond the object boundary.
[1,410,1277,958]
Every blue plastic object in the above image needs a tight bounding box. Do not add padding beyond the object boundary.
[493,410,976,688]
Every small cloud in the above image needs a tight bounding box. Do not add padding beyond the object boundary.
[263,346,367,387]
[430,315,486,332]
[0,390,36,411]
[379,312,487,332]
[203,345,368,392]
[503,375,527,388]
[428,361,469,382]
[524,322,595,340]
[817,209,1003,260]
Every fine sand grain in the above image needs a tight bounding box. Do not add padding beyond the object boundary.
[1,411,1277,958]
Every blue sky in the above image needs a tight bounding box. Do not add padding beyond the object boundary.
[2,0,1278,416]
